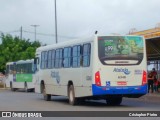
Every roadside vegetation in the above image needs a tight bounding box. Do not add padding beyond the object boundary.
[0,33,41,73]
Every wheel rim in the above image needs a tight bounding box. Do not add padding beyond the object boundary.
[69,89,74,103]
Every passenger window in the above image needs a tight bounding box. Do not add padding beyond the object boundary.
[55,48,63,68]
[72,45,81,68]
[41,51,48,69]
[63,47,72,68]
[48,50,52,69]
[82,43,91,67]
[51,50,55,68]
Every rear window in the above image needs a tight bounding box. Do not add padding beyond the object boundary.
[98,36,144,65]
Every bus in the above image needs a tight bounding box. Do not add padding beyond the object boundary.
[5,59,35,92]
[34,35,147,105]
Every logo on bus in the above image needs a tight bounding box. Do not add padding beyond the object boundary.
[113,68,131,75]
[51,71,60,84]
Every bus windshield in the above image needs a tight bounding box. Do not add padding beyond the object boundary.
[98,36,144,65]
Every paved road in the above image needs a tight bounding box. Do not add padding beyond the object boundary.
[0,89,160,111]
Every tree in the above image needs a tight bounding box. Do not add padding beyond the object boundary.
[0,33,41,73]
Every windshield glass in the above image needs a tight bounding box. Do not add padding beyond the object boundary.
[98,36,144,65]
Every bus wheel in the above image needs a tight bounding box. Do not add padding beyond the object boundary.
[68,85,78,105]
[10,82,16,91]
[10,83,13,91]
[31,88,35,92]
[24,82,29,92]
[42,83,51,101]
[106,97,122,106]
[10,82,13,91]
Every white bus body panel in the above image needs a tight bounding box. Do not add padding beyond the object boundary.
[5,59,35,90]
[34,39,94,97]
[35,35,147,98]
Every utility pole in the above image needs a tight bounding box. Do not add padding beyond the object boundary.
[55,0,58,43]
[31,25,40,41]
[20,26,22,40]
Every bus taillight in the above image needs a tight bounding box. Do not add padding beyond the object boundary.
[95,71,101,86]
[142,70,147,85]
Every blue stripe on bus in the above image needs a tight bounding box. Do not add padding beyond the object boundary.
[92,84,148,95]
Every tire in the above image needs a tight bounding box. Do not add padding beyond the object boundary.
[24,82,29,92]
[10,82,13,91]
[106,97,122,106]
[31,88,35,92]
[10,82,16,91]
[68,85,78,105]
[42,83,51,101]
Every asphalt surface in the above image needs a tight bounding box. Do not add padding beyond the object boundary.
[0,88,160,111]
[1,88,160,120]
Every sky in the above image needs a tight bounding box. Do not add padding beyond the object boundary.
[0,0,160,45]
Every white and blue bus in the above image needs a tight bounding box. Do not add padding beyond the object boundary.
[34,35,147,105]
[5,59,35,92]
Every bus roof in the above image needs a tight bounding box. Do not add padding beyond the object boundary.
[6,59,34,65]
[36,36,94,52]
[36,35,144,53]
[6,62,15,65]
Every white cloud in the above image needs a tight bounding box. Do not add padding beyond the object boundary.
[0,0,160,44]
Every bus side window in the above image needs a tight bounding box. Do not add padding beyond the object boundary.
[34,57,39,72]
[55,49,60,68]
[47,50,52,69]
[10,65,14,74]
[41,51,48,69]
[63,47,72,68]
[55,48,63,68]
[72,45,81,68]
[51,50,55,68]
[82,43,91,67]
[60,49,63,68]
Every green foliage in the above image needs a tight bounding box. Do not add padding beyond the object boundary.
[0,33,41,72]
